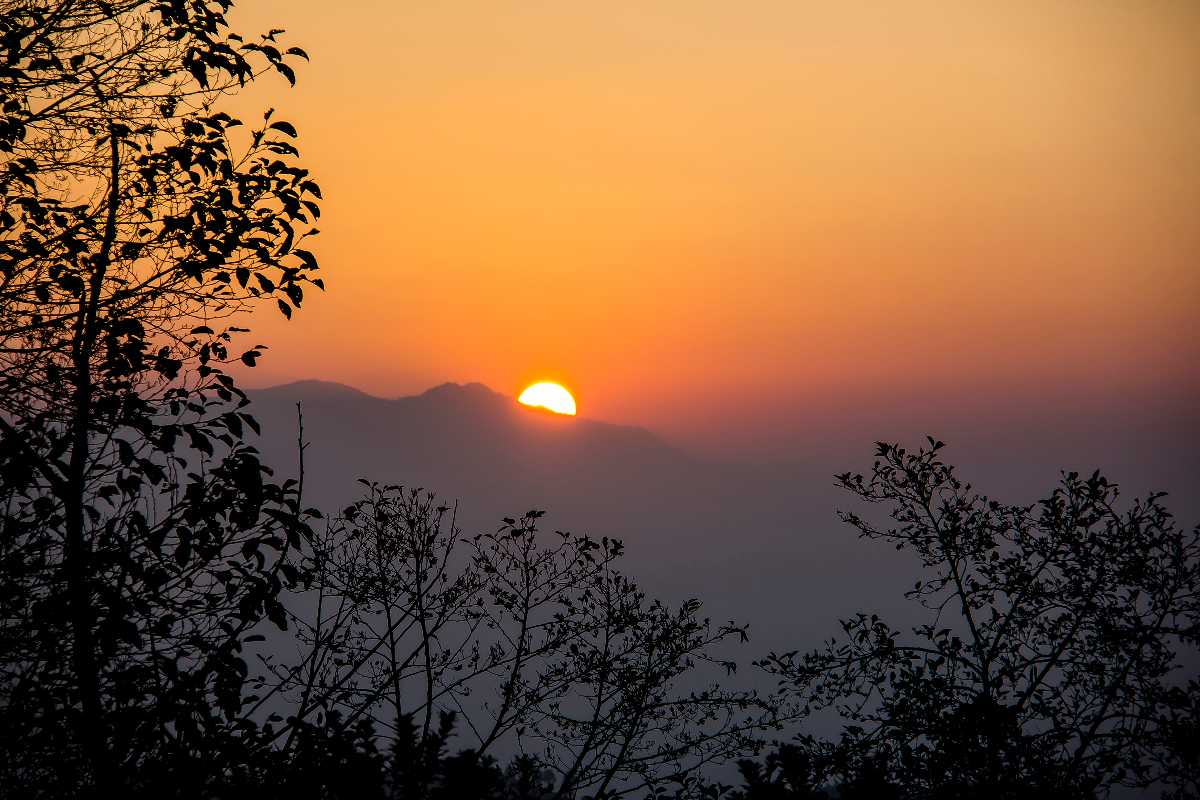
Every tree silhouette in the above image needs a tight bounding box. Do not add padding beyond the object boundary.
[728,744,830,799]
[0,1,320,794]
[264,483,784,799]
[758,440,1200,799]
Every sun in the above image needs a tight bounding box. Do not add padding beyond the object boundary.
[518,382,577,416]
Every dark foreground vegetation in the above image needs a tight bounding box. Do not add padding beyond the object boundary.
[1,2,1196,798]
[746,442,1200,800]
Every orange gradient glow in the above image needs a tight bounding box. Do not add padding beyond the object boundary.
[519,383,577,416]
[228,1,1200,450]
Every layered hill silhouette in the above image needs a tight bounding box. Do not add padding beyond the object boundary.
[251,379,714,526]
[246,379,1200,660]
[247,380,894,656]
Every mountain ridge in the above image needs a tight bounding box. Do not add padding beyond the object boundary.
[251,378,681,454]
[238,375,1199,679]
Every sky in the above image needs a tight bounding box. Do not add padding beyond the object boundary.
[228,1,1199,456]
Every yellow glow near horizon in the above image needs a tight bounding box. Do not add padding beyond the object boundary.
[518,382,577,416]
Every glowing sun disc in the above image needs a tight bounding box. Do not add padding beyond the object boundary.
[518,382,577,416]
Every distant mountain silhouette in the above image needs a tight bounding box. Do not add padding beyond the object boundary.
[246,381,885,659]
[246,379,1200,668]
[252,379,698,515]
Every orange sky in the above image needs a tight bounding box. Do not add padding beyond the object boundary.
[228,1,1199,449]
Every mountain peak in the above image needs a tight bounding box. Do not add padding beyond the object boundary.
[415,381,506,402]
[254,379,375,399]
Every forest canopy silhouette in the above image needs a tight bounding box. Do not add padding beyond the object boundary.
[1,2,1197,799]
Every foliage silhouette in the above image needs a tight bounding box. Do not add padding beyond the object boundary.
[0,0,319,794]
[754,440,1200,800]
[728,744,831,800]
[242,709,558,800]
[264,483,783,799]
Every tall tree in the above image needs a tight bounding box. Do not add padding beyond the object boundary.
[760,441,1200,799]
[0,1,321,794]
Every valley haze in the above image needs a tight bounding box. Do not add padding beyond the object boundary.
[249,379,1199,661]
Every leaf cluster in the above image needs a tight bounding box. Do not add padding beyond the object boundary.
[758,440,1200,799]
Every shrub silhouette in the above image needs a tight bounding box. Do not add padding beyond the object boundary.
[754,440,1200,800]
[266,483,783,799]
